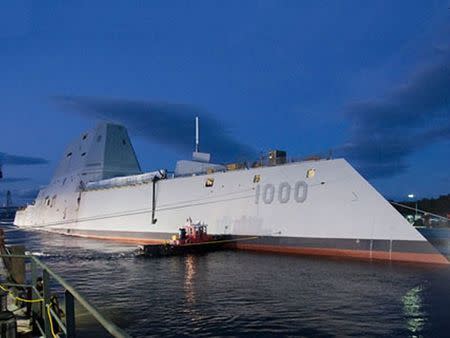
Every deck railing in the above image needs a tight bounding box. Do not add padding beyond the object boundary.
[0,252,130,338]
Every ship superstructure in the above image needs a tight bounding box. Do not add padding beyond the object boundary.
[14,122,448,264]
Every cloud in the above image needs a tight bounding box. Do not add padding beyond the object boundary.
[337,55,450,179]
[0,177,30,183]
[0,188,39,204]
[54,96,257,162]
[14,188,39,200]
[0,152,48,166]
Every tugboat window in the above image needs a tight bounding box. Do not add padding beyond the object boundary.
[66,152,72,157]
[205,178,214,187]
[253,174,261,183]
[81,152,86,157]
[82,134,88,140]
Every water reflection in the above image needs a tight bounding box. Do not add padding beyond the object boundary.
[4,223,450,337]
[184,255,197,304]
[183,254,208,332]
[402,285,426,337]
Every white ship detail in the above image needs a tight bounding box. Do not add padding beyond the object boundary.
[14,122,448,264]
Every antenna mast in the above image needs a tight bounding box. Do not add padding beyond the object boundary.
[191,116,210,163]
[195,116,199,152]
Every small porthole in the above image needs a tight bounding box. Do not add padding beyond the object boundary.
[81,152,86,157]
[253,174,261,183]
[66,152,72,157]
[205,178,214,187]
[306,169,316,178]
[82,134,88,140]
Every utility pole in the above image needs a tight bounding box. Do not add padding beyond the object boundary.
[6,191,12,208]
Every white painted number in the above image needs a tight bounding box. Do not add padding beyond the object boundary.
[294,181,308,203]
[262,184,275,204]
[278,182,291,203]
[255,181,308,204]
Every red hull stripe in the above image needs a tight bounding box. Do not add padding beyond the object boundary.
[234,243,450,265]
[59,232,167,245]
[52,230,449,265]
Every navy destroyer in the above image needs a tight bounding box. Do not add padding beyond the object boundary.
[14,122,449,264]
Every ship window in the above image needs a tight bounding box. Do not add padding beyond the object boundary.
[66,152,72,157]
[205,178,214,187]
[82,134,88,140]
[81,152,86,157]
[253,174,261,183]
[306,169,315,178]
[122,139,127,145]
[62,178,67,186]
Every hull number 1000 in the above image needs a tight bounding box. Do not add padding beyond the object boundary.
[255,181,308,204]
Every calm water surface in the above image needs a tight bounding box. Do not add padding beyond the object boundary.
[3,223,450,337]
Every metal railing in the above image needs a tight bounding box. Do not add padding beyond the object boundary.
[0,252,131,338]
[391,202,450,225]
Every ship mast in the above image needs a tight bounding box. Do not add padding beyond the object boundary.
[192,116,210,163]
[195,116,199,153]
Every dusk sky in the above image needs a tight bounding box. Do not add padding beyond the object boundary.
[1,1,449,204]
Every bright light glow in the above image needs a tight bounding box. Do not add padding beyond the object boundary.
[408,194,415,199]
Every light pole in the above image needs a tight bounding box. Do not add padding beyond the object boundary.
[408,194,418,221]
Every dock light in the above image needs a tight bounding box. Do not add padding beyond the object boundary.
[407,194,418,220]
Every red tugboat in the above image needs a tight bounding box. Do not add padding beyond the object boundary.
[136,218,231,257]
[174,218,212,245]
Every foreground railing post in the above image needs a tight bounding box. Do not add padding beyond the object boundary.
[43,269,51,338]
[31,259,37,313]
[65,290,76,338]
[31,258,37,286]
[30,259,41,330]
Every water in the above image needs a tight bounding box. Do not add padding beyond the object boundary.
[3,223,450,337]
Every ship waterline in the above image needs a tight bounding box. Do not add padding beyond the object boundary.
[39,228,449,265]
[14,122,449,265]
